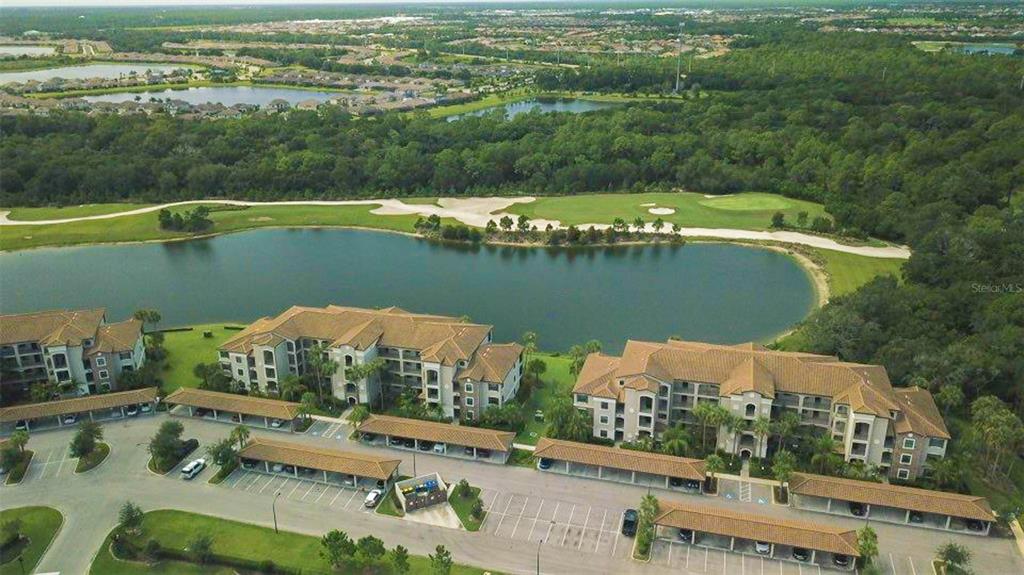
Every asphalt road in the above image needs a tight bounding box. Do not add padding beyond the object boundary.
[1,414,1018,575]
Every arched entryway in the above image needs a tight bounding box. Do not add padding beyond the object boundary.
[347,397,357,406]
[739,449,752,460]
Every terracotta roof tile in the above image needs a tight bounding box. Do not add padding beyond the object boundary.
[0,308,106,347]
[892,387,950,439]
[457,343,523,384]
[654,501,861,556]
[164,388,300,420]
[358,415,513,452]
[0,387,158,422]
[238,437,400,480]
[534,438,705,480]
[788,472,991,521]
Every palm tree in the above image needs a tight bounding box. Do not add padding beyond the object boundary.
[8,430,29,453]
[810,434,840,474]
[704,453,724,493]
[753,416,772,457]
[661,424,693,457]
[927,456,964,490]
[279,374,305,401]
[230,425,250,451]
[520,331,537,359]
[307,342,338,402]
[347,405,370,428]
[771,412,800,453]
[691,402,715,455]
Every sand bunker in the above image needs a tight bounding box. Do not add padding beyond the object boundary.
[648,207,676,215]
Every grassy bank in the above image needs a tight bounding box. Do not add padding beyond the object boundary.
[504,191,827,232]
[89,509,490,575]
[0,507,63,575]
[159,324,245,392]
[0,203,422,251]
[4,203,151,221]
[75,442,110,473]
[806,248,904,298]
[516,353,574,445]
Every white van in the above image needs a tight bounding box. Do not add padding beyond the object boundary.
[180,458,206,480]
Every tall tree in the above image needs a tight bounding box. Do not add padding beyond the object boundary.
[307,342,338,403]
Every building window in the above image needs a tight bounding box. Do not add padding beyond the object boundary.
[601,401,610,410]
[263,350,274,364]
[599,416,608,424]
[745,403,756,417]
[55,370,70,382]
[928,438,946,449]
[488,384,500,392]
[488,397,499,406]
[52,353,67,368]
[234,356,243,363]
[902,437,917,450]
[466,411,474,421]
[897,468,910,480]
[83,339,93,347]
[98,370,109,380]
[119,351,132,361]
[599,430,608,438]
[466,397,474,407]
[465,383,473,393]
[237,368,244,377]
[575,393,587,403]
[899,453,913,465]
[286,341,295,352]
[219,351,229,359]
[96,356,106,367]
[265,367,276,379]
[345,355,353,367]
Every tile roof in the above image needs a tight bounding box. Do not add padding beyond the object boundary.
[238,437,400,481]
[87,319,142,355]
[0,387,158,423]
[574,339,906,419]
[0,308,105,347]
[164,388,301,420]
[788,472,992,521]
[654,501,861,557]
[358,414,514,452]
[457,343,523,384]
[220,305,492,366]
[892,387,950,439]
[534,437,705,480]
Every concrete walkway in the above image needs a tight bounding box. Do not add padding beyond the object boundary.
[0,197,911,259]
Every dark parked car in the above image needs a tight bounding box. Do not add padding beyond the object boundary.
[677,528,692,542]
[621,509,639,537]
[389,437,403,446]
[464,446,475,456]
[194,408,209,417]
[403,438,416,448]
[792,548,810,562]
[362,433,377,442]
[833,554,851,567]
[477,449,492,458]
[418,441,433,451]
[538,458,553,470]
[849,502,866,517]
[685,479,702,491]
[669,477,683,487]
[966,519,985,532]
[908,511,924,524]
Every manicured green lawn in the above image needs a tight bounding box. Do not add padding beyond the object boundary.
[0,203,424,251]
[809,249,904,298]
[516,353,574,445]
[4,203,151,221]
[75,442,110,473]
[449,485,485,531]
[90,510,491,575]
[505,192,827,231]
[0,506,63,575]
[376,488,405,517]
[159,325,243,392]
[3,451,33,485]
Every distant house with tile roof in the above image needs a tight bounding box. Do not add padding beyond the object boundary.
[219,305,523,421]
[572,339,949,481]
[0,308,145,397]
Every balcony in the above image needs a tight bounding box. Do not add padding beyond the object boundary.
[378,348,400,359]
[402,361,421,373]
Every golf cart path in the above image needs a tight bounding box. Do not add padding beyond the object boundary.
[0,197,911,259]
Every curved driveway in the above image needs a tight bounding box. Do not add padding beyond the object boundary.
[0,197,911,259]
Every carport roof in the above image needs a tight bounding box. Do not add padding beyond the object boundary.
[534,438,705,480]
[654,501,861,557]
[788,472,993,522]
[0,387,159,423]
[164,388,300,420]
[238,437,400,481]
[358,415,514,452]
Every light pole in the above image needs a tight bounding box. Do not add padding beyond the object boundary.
[272,491,282,533]
[412,450,417,477]
[536,538,543,575]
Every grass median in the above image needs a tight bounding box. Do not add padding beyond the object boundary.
[3,450,33,485]
[0,506,63,575]
[515,353,573,445]
[75,442,110,473]
[90,509,491,574]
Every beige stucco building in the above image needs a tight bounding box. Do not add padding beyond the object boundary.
[572,339,949,481]
[219,305,523,421]
[0,308,145,397]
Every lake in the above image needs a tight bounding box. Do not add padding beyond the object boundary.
[449,98,620,121]
[958,43,1018,55]
[0,229,814,353]
[0,63,189,84]
[0,45,56,58]
[81,85,343,107]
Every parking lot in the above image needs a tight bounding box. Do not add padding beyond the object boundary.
[479,489,634,559]
[16,445,76,483]
[305,419,350,441]
[214,467,378,515]
[718,477,774,506]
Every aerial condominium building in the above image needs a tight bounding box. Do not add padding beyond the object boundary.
[219,305,524,421]
[0,308,145,396]
[572,339,949,481]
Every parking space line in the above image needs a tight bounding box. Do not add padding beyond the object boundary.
[889,553,897,575]
[344,488,360,509]
[258,475,276,494]
[704,547,709,571]
[594,509,607,552]
[667,540,673,565]
[526,499,545,542]
[228,470,249,488]
[908,556,917,575]
[510,496,529,539]
[494,494,516,534]
[315,485,332,503]
[244,473,264,491]
[685,545,690,569]
[288,479,303,498]
[722,550,727,575]
[56,454,69,476]
[560,505,576,546]
[544,502,559,543]
[301,482,317,501]
[329,487,345,506]
[577,507,591,549]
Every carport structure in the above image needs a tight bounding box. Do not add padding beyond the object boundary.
[654,501,860,571]
[357,414,514,464]
[0,387,158,433]
[164,388,301,431]
[788,472,994,535]
[533,437,705,492]
[237,437,400,489]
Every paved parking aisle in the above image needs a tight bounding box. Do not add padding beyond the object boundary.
[481,489,631,560]
[22,446,74,483]
[216,468,372,514]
